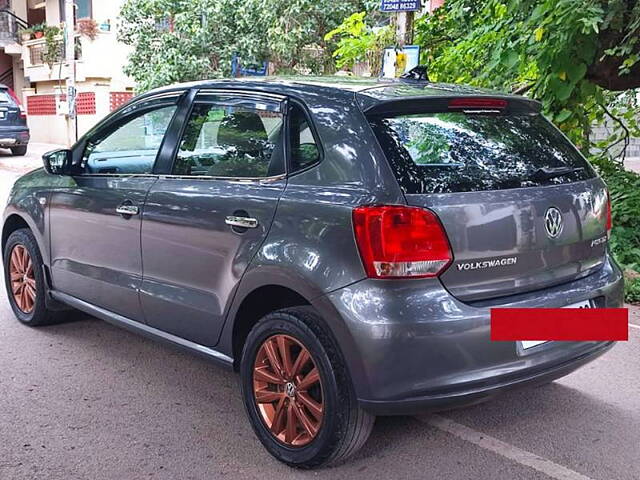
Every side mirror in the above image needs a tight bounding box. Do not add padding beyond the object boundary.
[43,149,72,175]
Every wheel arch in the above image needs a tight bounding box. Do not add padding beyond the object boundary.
[219,267,368,400]
[2,198,50,264]
[2,214,32,258]
[229,284,311,370]
[2,211,57,294]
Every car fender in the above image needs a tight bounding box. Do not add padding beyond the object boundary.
[216,264,370,397]
[216,265,326,356]
[2,198,49,266]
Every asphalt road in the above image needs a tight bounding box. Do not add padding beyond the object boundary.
[0,163,639,480]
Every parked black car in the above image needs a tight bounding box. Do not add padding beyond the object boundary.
[2,77,623,468]
[0,84,29,156]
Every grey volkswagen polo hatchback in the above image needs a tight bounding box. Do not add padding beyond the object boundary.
[2,77,623,468]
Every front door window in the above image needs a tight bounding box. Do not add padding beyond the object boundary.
[81,105,177,175]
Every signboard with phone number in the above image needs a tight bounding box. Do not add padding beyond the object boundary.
[380,0,422,12]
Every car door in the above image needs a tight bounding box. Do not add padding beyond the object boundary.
[48,92,183,321]
[140,90,287,346]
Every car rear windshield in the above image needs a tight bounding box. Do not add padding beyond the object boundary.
[0,90,14,104]
[369,112,596,194]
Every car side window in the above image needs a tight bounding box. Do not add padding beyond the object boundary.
[289,104,320,172]
[174,96,285,178]
[81,104,177,175]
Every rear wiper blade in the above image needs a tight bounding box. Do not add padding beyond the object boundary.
[532,166,584,180]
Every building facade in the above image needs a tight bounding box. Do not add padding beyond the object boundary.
[426,0,445,12]
[0,0,134,145]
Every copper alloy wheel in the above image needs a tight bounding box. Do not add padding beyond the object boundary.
[9,244,36,314]
[253,334,324,447]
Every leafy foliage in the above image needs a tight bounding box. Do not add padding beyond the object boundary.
[119,0,377,91]
[324,12,395,74]
[592,157,640,302]
[119,0,218,92]
[624,275,640,303]
[43,25,63,68]
[414,0,640,155]
[251,0,378,73]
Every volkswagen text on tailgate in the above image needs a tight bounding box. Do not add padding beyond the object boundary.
[2,77,623,468]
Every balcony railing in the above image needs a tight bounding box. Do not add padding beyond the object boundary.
[0,9,28,45]
[28,40,46,65]
[25,35,81,67]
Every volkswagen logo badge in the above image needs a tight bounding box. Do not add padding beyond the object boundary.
[285,382,296,397]
[544,207,564,238]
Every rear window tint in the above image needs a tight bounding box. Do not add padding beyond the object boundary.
[0,90,14,104]
[369,112,595,194]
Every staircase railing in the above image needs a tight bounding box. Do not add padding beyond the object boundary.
[0,8,29,44]
[0,67,12,86]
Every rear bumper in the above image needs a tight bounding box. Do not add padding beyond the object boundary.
[0,127,29,147]
[358,341,613,415]
[325,253,624,415]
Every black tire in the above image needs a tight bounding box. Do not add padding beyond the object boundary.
[3,228,60,326]
[10,146,27,156]
[240,306,374,469]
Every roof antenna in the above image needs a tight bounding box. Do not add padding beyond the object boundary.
[400,65,430,82]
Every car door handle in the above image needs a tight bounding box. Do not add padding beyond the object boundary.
[116,205,139,216]
[225,216,258,229]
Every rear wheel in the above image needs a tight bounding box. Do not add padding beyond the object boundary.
[240,306,374,468]
[3,229,60,326]
[10,146,27,156]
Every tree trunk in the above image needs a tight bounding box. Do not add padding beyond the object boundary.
[587,59,640,91]
[587,17,640,91]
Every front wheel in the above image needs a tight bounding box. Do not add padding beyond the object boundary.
[240,306,374,469]
[3,228,60,326]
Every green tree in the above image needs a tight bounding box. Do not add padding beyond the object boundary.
[119,0,238,92]
[324,12,395,74]
[119,0,377,91]
[246,0,377,73]
[414,0,640,156]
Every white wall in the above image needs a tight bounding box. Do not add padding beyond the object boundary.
[45,0,60,26]
[13,0,27,21]
[27,114,68,144]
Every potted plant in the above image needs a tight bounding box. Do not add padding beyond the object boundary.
[43,25,63,67]
[32,23,46,39]
[18,27,32,42]
[76,18,99,40]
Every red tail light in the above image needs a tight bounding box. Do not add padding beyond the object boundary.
[7,88,21,104]
[352,205,453,279]
[606,192,612,235]
[449,98,508,109]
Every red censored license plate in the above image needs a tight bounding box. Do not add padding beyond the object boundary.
[491,304,628,344]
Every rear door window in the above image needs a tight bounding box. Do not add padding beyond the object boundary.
[0,90,14,105]
[174,95,285,178]
[369,112,596,194]
[289,104,321,172]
